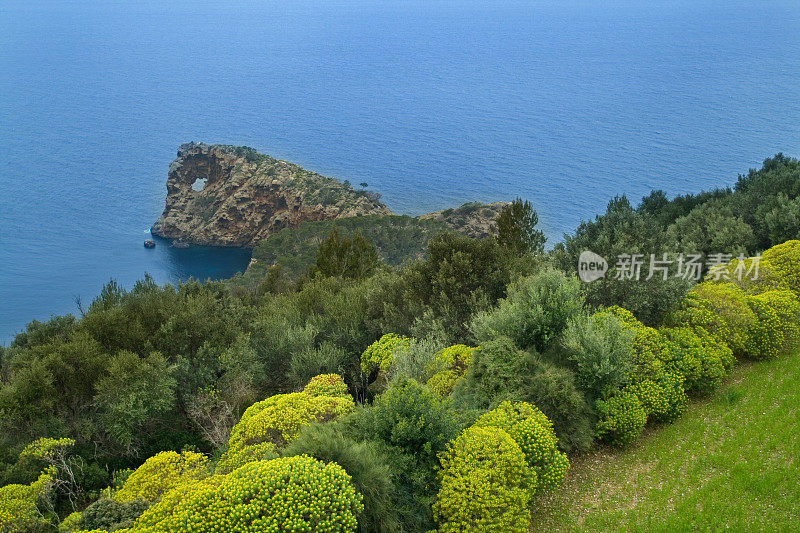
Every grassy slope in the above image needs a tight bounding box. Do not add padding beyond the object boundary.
[531,349,800,532]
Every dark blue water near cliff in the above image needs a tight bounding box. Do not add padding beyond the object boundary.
[1,0,799,343]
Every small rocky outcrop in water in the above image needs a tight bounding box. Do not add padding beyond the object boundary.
[151,143,392,247]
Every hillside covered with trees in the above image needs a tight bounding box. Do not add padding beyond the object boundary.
[1,154,798,532]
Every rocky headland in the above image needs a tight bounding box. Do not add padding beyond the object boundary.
[151,143,507,248]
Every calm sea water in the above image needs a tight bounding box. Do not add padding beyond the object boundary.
[1,0,799,343]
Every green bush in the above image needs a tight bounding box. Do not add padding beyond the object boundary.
[595,388,647,446]
[456,338,594,453]
[342,380,458,531]
[283,424,400,533]
[563,313,635,400]
[629,373,687,424]
[303,373,351,397]
[472,401,569,493]
[434,426,531,533]
[600,307,688,424]
[424,344,475,397]
[471,269,583,352]
[79,497,148,531]
[457,338,534,407]
[351,380,457,463]
[516,361,595,453]
[287,343,351,391]
[360,333,412,390]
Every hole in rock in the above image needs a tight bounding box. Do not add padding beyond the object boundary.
[191,178,207,192]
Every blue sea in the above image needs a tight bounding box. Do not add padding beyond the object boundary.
[1,0,799,343]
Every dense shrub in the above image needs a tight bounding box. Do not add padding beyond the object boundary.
[283,424,400,533]
[360,333,412,390]
[496,198,546,256]
[745,296,784,360]
[128,475,224,531]
[312,227,380,280]
[135,456,363,532]
[660,327,729,394]
[581,307,688,432]
[79,497,148,531]
[351,380,457,462]
[554,195,692,325]
[751,290,800,352]
[761,240,800,295]
[669,283,756,358]
[473,401,569,493]
[400,232,512,340]
[434,426,531,533]
[563,312,635,400]
[515,361,595,453]
[115,450,209,504]
[457,338,535,407]
[456,338,594,453]
[343,380,459,531]
[471,270,583,352]
[0,467,55,532]
[287,343,351,391]
[217,376,354,473]
[304,373,351,397]
[629,373,687,424]
[424,344,475,397]
[595,388,647,446]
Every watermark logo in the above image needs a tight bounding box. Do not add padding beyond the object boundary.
[578,250,608,282]
[577,251,760,283]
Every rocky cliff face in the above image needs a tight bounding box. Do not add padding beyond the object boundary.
[151,143,392,247]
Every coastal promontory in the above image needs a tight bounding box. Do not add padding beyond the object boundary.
[151,143,507,249]
[151,142,392,247]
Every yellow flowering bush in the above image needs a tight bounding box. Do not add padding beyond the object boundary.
[129,475,225,531]
[762,240,800,295]
[630,372,687,423]
[602,307,687,423]
[217,377,354,473]
[304,373,350,397]
[115,450,210,504]
[0,466,55,532]
[660,327,728,394]
[472,401,568,493]
[131,456,362,532]
[18,437,76,463]
[434,426,532,533]
[595,387,647,446]
[751,290,800,351]
[360,333,411,375]
[745,296,783,360]
[424,344,475,397]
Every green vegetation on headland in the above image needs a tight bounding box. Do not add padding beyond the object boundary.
[1,154,799,532]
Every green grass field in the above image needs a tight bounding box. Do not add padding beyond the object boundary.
[530,349,800,532]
